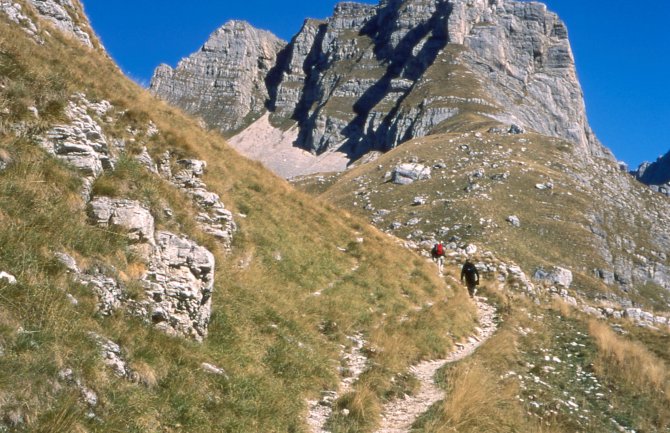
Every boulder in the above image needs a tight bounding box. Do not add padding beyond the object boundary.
[506,215,521,227]
[88,197,155,245]
[533,266,573,288]
[392,163,431,185]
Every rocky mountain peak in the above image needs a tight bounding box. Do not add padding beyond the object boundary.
[150,20,286,134]
[633,149,670,196]
[151,0,612,175]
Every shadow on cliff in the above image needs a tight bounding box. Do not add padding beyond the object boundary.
[264,0,453,161]
[338,0,452,159]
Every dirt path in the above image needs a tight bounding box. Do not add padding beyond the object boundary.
[306,333,368,433]
[306,297,498,433]
[374,297,498,433]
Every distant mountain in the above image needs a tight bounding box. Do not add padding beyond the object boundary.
[632,150,670,196]
[150,21,285,134]
[151,0,612,174]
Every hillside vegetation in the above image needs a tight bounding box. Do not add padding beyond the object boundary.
[0,6,478,432]
[3,1,670,433]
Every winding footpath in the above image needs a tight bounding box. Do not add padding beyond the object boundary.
[306,297,498,433]
[375,297,498,433]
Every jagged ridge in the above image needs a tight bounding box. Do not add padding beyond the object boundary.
[151,0,612,167]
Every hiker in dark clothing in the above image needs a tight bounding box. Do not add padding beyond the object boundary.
[461,260,480,297]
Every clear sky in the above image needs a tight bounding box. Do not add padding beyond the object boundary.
[83,0,669,168]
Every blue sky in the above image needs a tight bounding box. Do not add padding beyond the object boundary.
[84,0,669,168]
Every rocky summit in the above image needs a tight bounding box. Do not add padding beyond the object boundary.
[150,20,285,134]
[152,0,611,172]
[633,149,670,196]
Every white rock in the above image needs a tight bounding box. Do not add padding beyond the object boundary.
[0,271,17,285]
[141,231,215,341]
[506,215,521,227]
[201,363,227,376]
[55,252,80,274]
[392,163,431,185]
[88,197,155,245]
[533,266,573,288]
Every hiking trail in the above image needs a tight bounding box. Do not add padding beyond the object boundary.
[306,297,498,433]
[375,296,498,433]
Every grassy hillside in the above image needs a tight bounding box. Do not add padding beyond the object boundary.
[293,117,670,430]
[4,2,670,433]
[296,119,670,311]
[0,6,479,432]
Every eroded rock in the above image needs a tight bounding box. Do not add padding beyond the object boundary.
[88,197,155,245]
[534,266,573,288]
[40,94,114,200]
[142,231,215,342]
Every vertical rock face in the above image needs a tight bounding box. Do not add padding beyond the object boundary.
[633,150,670,196]
[150,20,286,134]
[152,0,610,164]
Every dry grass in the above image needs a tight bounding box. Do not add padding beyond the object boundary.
[0,10,480,432]
[424,362,521,433]
[589,320,668,393]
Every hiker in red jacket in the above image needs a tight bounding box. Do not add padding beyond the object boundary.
[431,242,446,275]
[461,259,480,297]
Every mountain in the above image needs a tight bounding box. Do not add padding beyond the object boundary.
[4,1,670,432]
[150,21,285,134]
[151,0,612,176]
[633,150,670,196]
[0,2,482,431]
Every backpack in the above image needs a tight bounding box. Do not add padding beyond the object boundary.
[434,243,444,257]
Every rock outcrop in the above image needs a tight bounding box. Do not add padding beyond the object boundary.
[150,20,285,134]
[147,153,237,251]
[88,197,156,245]
[40,94,114,200]
[632,150,670,196]
[152,0,611,169]
[142,231,215,341]
[85,196,217,341]
[1,0,98,48]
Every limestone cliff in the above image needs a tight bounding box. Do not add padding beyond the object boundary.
[151,0,611,162]
[150,20,286,134]
[633,150,670,196]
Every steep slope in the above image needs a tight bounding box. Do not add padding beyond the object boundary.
[0,2,481,432]
[294,122,670,432]
[150,20,285,134]
[151,0,611,176]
